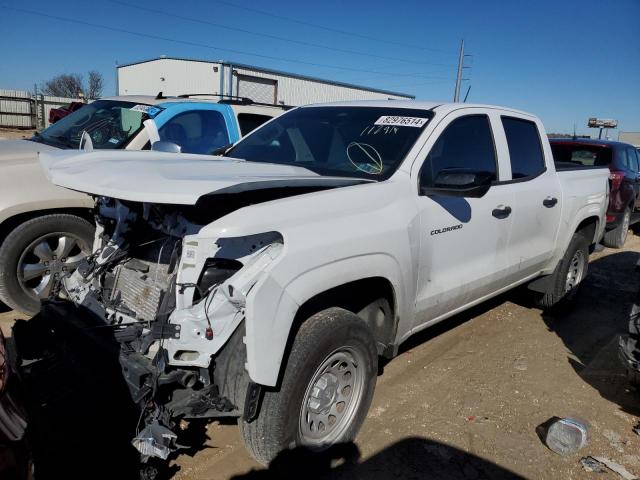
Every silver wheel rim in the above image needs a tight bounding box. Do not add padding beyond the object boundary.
[622,211,630,242]
[565,249,585,293]
[299,347,366,447]
[16,233,90,301]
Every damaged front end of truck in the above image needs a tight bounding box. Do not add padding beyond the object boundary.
[11,193,285,472]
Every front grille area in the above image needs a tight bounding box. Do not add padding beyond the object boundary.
[108,237,178,322]
[110,259,170,321]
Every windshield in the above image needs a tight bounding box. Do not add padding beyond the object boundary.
[33,100,152,150]
[227,106,433,180]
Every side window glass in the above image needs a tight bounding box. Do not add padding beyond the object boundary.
[626,148,639,172]
[158,110,229,154]
[501,117,545,179]
[238,113,274,136]
[420,115,497,188]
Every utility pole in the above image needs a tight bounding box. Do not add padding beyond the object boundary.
[453,39,465,102]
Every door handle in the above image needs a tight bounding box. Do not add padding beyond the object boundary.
[543,196,558,208]
[492,205,512,219]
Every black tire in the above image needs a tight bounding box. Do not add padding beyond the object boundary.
[239,307,378,466]
[536,232,589,310]
[603,208,630,248]
[0,214,94,315]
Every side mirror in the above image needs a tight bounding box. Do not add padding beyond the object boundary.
[420,169,493,198]
[151,141,182,153]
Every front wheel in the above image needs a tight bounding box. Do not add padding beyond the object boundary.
[240,307,378,465]
[0,214,94,315]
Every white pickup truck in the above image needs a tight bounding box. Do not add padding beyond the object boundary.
[20,101,608,468]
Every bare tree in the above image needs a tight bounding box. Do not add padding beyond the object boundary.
[87,70,104,99]
[40,73,84,98]
[39,71,105,99]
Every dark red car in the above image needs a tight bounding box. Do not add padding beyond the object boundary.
[48,101,85,125]
[551,138,640,248]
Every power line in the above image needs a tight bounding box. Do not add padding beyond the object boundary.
[1,5,455,81]
[210,0,455,55]
[110,0,455,69]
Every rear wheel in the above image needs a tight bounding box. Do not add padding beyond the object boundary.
[0,214,94,314]
[239,307,378,465]
[603,208,630,248]
[536,232,589,310]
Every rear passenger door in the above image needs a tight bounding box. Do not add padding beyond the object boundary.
[498,115,562,279]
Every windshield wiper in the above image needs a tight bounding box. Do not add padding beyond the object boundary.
[46,134,77,149]
[209,143,234,156]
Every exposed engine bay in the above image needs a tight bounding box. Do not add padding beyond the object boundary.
[12,192,288,470]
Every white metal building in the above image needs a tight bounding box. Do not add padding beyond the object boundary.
[116,57,414,105]
[619,132,640,147]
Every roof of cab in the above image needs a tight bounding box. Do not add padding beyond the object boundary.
[298,100,536,118]
[549,138,633,150]
[99,95,285,113]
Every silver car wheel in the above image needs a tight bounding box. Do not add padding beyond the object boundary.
[565,249,585,293]
[17,233,90,300]
[299,347,367,447]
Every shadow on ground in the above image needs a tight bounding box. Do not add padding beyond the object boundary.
[0,301,10,314]
[538,250,640,415]
[231,438,523,480]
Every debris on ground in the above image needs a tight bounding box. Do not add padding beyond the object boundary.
[633,423,640,437]
[603,429,628,453]
[513,355,528,371]
[543,417,589,455]
[464,415,490,424]
[588,456,639,480]
[581,456,608,473]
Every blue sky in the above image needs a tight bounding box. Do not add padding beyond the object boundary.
[1,0,638,135]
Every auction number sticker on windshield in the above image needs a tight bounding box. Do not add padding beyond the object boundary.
[374,116,429,128]
[130,104,152,113]
[130,104,163,117]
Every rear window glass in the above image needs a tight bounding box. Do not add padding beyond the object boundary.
[238,113,274,136]
[550,143,612,168]
[501,117,545,179]
[624,148,639,172]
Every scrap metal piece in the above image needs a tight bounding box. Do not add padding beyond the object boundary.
[132,420,178,460]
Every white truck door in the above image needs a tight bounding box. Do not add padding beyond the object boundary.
[412,111,514,327]
[497,115,562,280]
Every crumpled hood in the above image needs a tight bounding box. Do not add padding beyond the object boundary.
[0,139,59,164]
[40,150,369,205]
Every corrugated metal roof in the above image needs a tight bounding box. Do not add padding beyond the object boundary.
[117,56,415,99]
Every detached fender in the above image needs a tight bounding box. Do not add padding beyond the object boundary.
[244,253,405,387]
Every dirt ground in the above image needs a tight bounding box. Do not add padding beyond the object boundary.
[1,234,640,479]
[0,128,35,140]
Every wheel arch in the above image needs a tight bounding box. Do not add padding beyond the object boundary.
[244,254,406,387]
[0,208,94,245]
[575,215,600,250]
